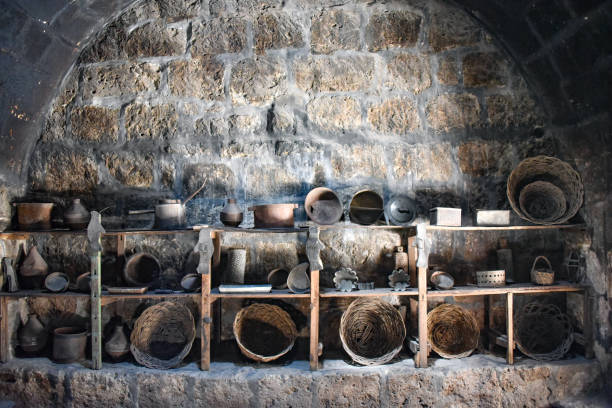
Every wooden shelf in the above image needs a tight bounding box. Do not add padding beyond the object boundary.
[210,288,309,299]
[100,291,199,305]
[426,224,585,231]
[426,282,583,297]
[320,287,418,297]
[0,290,88,298]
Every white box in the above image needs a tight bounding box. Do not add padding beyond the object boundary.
[475,210,510,226]
[430,207,462,226]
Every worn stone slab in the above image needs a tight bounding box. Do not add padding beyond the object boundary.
[255,11,304,54]
[125,104,179,141]
[437,55,459,85]
[311,9,360,54]
[385,53,431,94]
[29,147,98,193]
[191,18,248,55]
[230,56,288,106]
[295,55,375,93]
[124,21,186,58]
[81,62,161,99]
[103,152,154,188]
[429,6,481,52]
[307,96,361,131]
[366,10,422,51]
[426,93,481,131]
[463,52,507,88]
[368,97,419,134]
[70,106,119,143]
[168,56,224,100]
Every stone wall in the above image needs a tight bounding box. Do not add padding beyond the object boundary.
[27,0,546,227]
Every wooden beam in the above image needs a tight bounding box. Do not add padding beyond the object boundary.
[583,289,593,359]
[506,293,514,364]
[310,269,320,371]
[87,212,104,370]
[417,266,428,368]
[198,229,215,371]
[0,297,10,362]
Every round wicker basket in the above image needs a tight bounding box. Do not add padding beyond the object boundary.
[515,302,573,361]
[519,181,567,224]
[233,303,297,362]
[427,304,479,359]
[339,298,406,366]
[130,301,195,369]
[507,156,583,224]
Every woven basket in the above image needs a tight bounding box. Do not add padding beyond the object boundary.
[339,298,406,366]
[515,302,573,361]
[530,256,555,285]
[475,270,505,287]
[130,302,195,369]
[519,181,567,224]
[507,156,583,224]
[233,303,297,362]
[427,304,479,359]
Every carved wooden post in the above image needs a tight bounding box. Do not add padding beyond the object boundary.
[195,228,214,370]
[416,223,428,368]
[87,211,105,370]
[307,226,324,370]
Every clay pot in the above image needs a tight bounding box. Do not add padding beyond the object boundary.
[180,274,201,292]
[287,263,310,293]
[75,272,91,293]
[123,253,160,287]
[249,204,298,228]
[20,247,48,289]
[63,199,90,230]
[15,203,54,230]
[44,272,70,293]
[220,199,243,227]
[105,323,130,361]
[430,271,454,290]
[305,187,343,225]
[19,314,47,354]
[267,268,289,289]
[53,327,87,363]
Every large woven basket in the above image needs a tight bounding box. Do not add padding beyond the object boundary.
[339,298,406,366]
[427,304,479,359]
[507,156,583,224]
[515,302,573,361]
[130,302,195,369]
[233,303,297,362]
[519,181,567,224]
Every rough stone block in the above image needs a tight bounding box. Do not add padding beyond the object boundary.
[136,373,189,408]
[368,97,419,134]
[255,11,304,54]
[426,93,480,131]
[295,55,375,93]
[192,375,254,406]
[79,22,127,63]
[70,370,135,407]
[463,52,507,88]
[307,96,361,131]
[256,373,314,407]
[125,104,179,141]
[486,94,542,128]
[331,144,387,181]
[81,62,161,99]
[244,164,301,197]
[393,143,454,182]
[429,7,480,51]
[366,10,421,51]
[387,371,439,407]
[457,140,512,177]
[183,162,237,196]
[168,56,224,100]
[29,147,98,193]
[437,55,459,85]
[210,0,283,16]
[70,106,119,142]
[42,69,78,142]
[103,152,154,188]
[385,53,431,94]
[230,56,287,106]
[316,373,381,407]
[191,18,247,55]
[124,21,186,58]
[311,9,360,54]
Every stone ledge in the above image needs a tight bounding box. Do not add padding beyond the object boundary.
[0,355,602,407]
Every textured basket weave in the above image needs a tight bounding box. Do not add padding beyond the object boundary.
[507,156,583,224]
[530,256,555,285]
[515,302,573,361]
[233,303,297,362]
[475,270,505,287]
[340,298,406,365]
[519,181,567,224]
[130,302,195,369]
[427,304,479,359]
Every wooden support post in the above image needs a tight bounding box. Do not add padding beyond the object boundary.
[195,228,215,371]
[506,292,514,365]
[583,289,593,359]
[486,295,493,352]
[87,212,105,370]
[116,233,125,257]
[0,297,9,362]
[310,269,320,371]
[417,266,428,368]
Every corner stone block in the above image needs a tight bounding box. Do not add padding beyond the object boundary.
[366,10,422,52]
[463,52,507,88]
[81,62,161,99]
[124,21,187,58]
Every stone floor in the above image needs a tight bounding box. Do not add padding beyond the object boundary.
[0,355,605,407]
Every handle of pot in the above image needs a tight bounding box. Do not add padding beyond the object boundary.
[531,256,552,273]
[397,208,413,213]
[128,209,155,215]
[182,178,208,206]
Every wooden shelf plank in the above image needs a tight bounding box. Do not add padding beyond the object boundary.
[211,288,309,299]
[320,287,418,297]
[426,282,583,297]
[0,290,89,298]
[426,224,585,231]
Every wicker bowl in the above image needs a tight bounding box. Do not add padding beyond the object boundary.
[515,302,573,361]
[507,156,583,224]
[130,301,195,369]
[233,303,297,362]
[427,304,479,359]
[519,181,567,224]
[339,298,406,365]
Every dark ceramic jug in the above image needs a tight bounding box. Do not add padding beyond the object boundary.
[19,314,47,354]
[64,199,90,230]
[220,198,243,227]
[105,323,130,361]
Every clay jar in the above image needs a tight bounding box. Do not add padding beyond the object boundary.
[105,323,130,361]
[63,199,90,230]
[20,246,48,289]
[220,199,243,227]
[19,314,48,354]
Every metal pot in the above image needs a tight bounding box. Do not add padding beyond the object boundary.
[384,195,416,226]
[15,203,54,230]
[44,272,70,293]
[53,327,87,363]
[349,190,384,225]
[304,187,343,225]
[249,204,298,228]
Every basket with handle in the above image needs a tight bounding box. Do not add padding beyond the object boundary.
[530,256,554,285]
